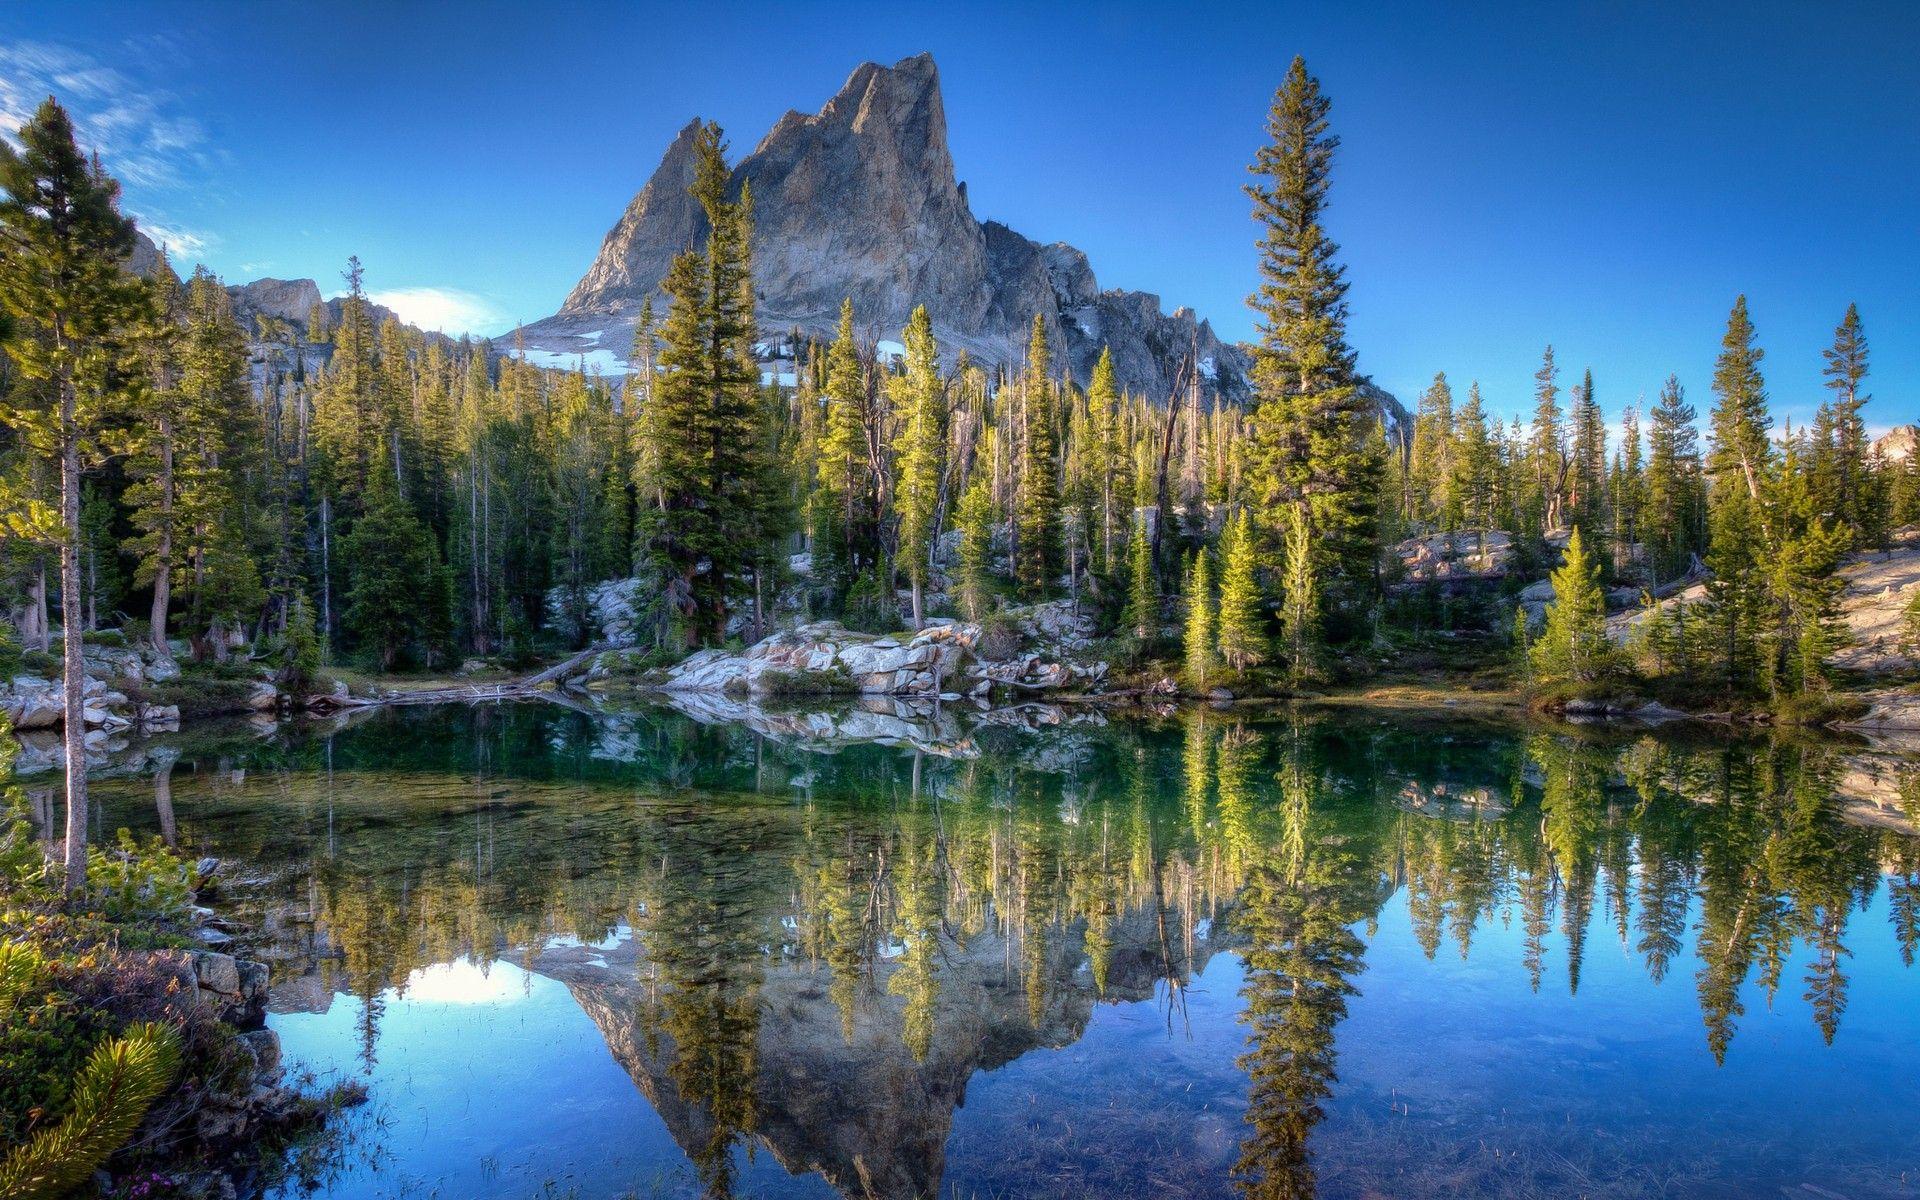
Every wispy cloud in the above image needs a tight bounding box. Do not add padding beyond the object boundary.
[365,287,512,337]
[0,40,211,190]
[131,215,217,263]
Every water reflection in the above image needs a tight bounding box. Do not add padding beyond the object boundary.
[67,702,1920,1198]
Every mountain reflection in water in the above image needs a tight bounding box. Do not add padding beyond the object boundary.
[64,701,1920,1199]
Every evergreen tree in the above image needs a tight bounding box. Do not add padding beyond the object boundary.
[1015,315,1063,597]
[954,474,995,621]
[890,306,944,627]
[1530,527,1614,686]
[0,97,145,892]
[342,470,439,671]
[1217,508,1267,675]
[1645,375,1704,579]
[1820,303,1871,542]
[1276,503,1318,682]
[1529,346,1566,532]
[814,298,870,596]
[1568,368,1607,533]
[631,123,770,645]
[1407,372,1455,528]
[1124,511,1156,641]
[1244,57,1381,626]
[1707,296,1771,510]
[1450,381,1498,535]
[1183,548,1215,691]
[1086,346,1123,573]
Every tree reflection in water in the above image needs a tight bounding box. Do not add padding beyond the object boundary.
[69,702,1920,1198]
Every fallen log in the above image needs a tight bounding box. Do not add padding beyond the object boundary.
[330,644,609,709]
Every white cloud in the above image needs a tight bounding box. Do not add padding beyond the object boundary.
[366,286,511,337]
[0,40,211,191]
[131,215,216,263]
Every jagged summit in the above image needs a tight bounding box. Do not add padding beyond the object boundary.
[520,53,1257,401]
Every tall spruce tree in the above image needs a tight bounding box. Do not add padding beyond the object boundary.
[1183,548,1216,691]
[1645,375,1704,580]
[1244,57,1381,629]
[890,306,944,628]
[1217,508,1267,676]
[632,123,770,645]
[1820,303,1871,541]
[0,97,145,891]
[1015,315,1063,597]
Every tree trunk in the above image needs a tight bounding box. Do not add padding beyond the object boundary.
[149,415,174,658]
[60,404,89,894]
[910,577,924,631]
[28,562,49,653]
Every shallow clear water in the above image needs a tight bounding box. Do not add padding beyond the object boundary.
[75,700,1920,1199]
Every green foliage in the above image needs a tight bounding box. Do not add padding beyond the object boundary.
[342,476,440,671]
[954,476,995,623]
[84,830,193,926]
[1529,527,1617,687]
[1218,508,1267,676]
[0,1020,180,1199]
[0,620,19,680]
[1123,513,1156,641]
[631,122,782,646]
[276,593,324,692]
[1182,549,1215,691]
[757,665,856,697]
[1244,57,1381,623]
[1014,315,1063,598]
[1275,503,1317,683]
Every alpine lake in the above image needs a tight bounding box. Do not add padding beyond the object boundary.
[45,694,1920,1199]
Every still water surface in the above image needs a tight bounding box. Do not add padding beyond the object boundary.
[83,701,1920,1198]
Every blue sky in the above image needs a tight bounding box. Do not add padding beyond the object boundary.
[2,1,1915,430]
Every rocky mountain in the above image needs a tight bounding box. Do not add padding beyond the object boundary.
[519,53,1263,404]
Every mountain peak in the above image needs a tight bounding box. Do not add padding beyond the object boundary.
[529,55,1258,403]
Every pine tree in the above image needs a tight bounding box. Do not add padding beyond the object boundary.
[1568,368,1607,534]
[1407,372,1455,528]
[1450,381,1497,535]
[1086,346,1122,573]
[1243,57,1381,626]
[889,306,944,628]
[1183,548,1215,691]
[1217,508,1267,675]
[954,474,995,621]
[1124,511,1156,641]
[1708,296,1771,510]
[1820,303,1871,542]
[1276,502,1318,682]
[631,123,770,645]
[0,97,146,892]
[1530,527,1614,686]
[1529,346,1566,532]
[814,298,869,596]
[1645,375,1703,580]
[342,470,438,671]
[1015,315,1063,597]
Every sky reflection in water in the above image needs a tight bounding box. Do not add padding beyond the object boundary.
[79,702,1920,1199]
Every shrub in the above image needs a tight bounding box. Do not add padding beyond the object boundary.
[977,613,1022,662]
[20,650,57,678]
[0,620,21,679]
[81,629,127,648]
[759,665,857,696]
[86,831,193,926]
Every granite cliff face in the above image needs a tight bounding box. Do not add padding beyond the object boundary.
[521,53,1257,402]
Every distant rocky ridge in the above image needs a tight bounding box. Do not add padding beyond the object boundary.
[517,52,1408,426]
[119,53,1411,431]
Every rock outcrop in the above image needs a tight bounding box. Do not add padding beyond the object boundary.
[646,603,1109,700]
[519,54,1286,409]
